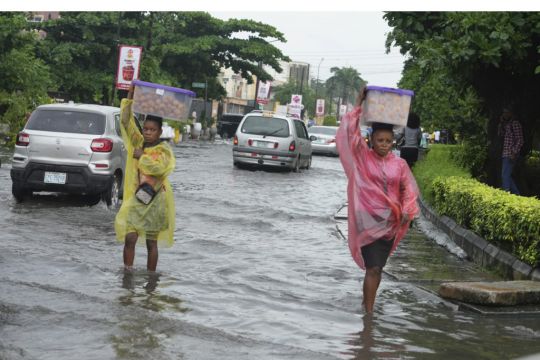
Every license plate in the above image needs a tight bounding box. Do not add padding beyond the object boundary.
[253,141,273,148]
[44,171,67,184]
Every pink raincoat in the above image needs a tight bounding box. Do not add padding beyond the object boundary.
[336,106,419,270]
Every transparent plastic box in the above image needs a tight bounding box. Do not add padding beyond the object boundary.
[132,80,196,121]
[361,86,414,127]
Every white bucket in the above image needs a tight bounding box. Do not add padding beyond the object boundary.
[192,122,202,138]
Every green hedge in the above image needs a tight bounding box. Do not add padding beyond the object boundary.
[432,176,540,266]
[412,144,471,203]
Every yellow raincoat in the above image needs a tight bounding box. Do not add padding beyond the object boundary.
[115,99,176,247]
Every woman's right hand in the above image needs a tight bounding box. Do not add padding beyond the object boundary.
[133,148,143,159]
[356,87,367,106]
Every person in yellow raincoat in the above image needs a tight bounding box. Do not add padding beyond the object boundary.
[115,86,176,272]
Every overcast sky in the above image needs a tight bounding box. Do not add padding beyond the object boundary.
[211,12,407,88]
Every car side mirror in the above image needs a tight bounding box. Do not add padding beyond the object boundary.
[309,135,317,141]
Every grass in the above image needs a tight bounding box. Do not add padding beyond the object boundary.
[412,144,471,203]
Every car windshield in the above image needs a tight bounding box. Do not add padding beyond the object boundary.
[26,109,106,135]
[240,116,290,137]
[309,127,337,136]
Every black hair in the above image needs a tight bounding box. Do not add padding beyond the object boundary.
[407,112,420,129]
[371,122,394,135]
[145,114,163,128]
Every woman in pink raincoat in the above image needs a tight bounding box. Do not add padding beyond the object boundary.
[336,88,419,314]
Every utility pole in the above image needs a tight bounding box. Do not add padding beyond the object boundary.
[253,61,262,110]
[314,57,324,115]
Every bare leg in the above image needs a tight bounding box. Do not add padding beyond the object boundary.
[123,232,138,270]
[146,239,158,271]
[363,266,383,314]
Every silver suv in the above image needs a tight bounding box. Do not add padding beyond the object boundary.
[232,111,312,171]
[10,103,126,207]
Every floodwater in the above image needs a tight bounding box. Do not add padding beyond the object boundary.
[1,142,539,360]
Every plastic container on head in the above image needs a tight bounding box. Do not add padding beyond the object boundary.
[361,86,414,129]
[132,80,196,121]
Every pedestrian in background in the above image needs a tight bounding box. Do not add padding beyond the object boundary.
[498,107,523,195]
[115,85,176,272]
[398,112,422,168]
[336,87,419,314]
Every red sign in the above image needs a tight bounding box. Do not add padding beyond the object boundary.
[116,45,143,90]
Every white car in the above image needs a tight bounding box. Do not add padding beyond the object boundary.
[308,126,339,156]
[232,110,312,171]
[11,103,126,207]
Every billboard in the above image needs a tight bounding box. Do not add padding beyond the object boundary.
[288,94,303,119]
[316,99,325,116]
[115,45,143,90]
[256,81,272,104]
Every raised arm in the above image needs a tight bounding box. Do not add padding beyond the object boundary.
[120,85,143,149]
[336,88,369,178]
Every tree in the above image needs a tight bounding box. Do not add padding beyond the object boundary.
[0,12,51,140]
[325,66,367,119]
[37,12,290,105]
[385,12,540,189]
[272,80,315,118]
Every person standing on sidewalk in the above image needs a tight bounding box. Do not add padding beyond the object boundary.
[498,107,523,195]
[336,87,419,314]
[115,85,176,272]
[398,112,422,168]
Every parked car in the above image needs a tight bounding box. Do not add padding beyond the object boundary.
[217,113,244,139]
[308,126,339,156]
[232,110,312,171]
[10,103,126,207]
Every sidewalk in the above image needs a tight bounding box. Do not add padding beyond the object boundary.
[334,204,540,315]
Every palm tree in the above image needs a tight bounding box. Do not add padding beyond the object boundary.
[325,67,367,117]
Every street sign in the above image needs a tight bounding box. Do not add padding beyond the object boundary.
[192,82,206,88]
[316,99,325,116]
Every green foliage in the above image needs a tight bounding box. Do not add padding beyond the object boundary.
[432,176,540,266]
[0,12,51,141]
[325,66,366,109]
[36,12,290,104]
[412,144,471,203]
[385,12,540,189]
[450,138,489,181]
[322,116,337,126]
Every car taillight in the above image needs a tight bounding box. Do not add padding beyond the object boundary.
[91,138,113,152]
[248,139,253,146]
[289,140,296,152]
[16,132,30,146]
[233,135,238,145]
[326,138,336,144]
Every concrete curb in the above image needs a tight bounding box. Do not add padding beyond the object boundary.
[418,198,538,281]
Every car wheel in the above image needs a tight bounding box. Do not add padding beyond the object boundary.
[12,182,30,203]
[102,173,121,209]
[293,156,300,172]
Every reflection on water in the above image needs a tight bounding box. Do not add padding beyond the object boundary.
[119,270,189,314]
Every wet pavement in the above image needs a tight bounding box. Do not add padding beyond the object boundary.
[1,141,540,360]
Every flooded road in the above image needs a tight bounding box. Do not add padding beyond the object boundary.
[1,142,540,359]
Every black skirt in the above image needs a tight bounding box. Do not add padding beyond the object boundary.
[361,238,394,268]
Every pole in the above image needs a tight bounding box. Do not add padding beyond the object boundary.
[314,57,324,115]
[253,61,262,110]
[110,11,122,105]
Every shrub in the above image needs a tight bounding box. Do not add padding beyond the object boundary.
[323,115,337,126]
[432,176,540,266]
[412,144,471,203]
